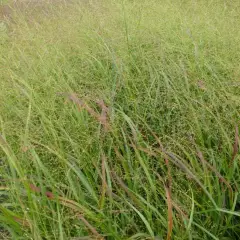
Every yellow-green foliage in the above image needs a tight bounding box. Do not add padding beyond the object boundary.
[0,1,240,239]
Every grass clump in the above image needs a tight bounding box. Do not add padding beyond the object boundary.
[0,0,240,239]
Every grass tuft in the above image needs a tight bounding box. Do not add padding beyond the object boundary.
[1,0,240,239]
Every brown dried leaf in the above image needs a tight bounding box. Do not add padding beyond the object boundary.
[29,184,41,193]
[21,145,30,153]
[99,153,107,209]
[96,100,110,131]
[13,216,30,228]
[68,94,110,130]
[165,185,173,240]
[45,191,54,199]
[78,215,104,240]
[230,125,239,166]
[197,80,206,90]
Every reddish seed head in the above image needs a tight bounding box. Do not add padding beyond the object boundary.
[46,191,54,199]
[29,184,41,193]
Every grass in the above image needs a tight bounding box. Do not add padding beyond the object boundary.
[0,0,240,239]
